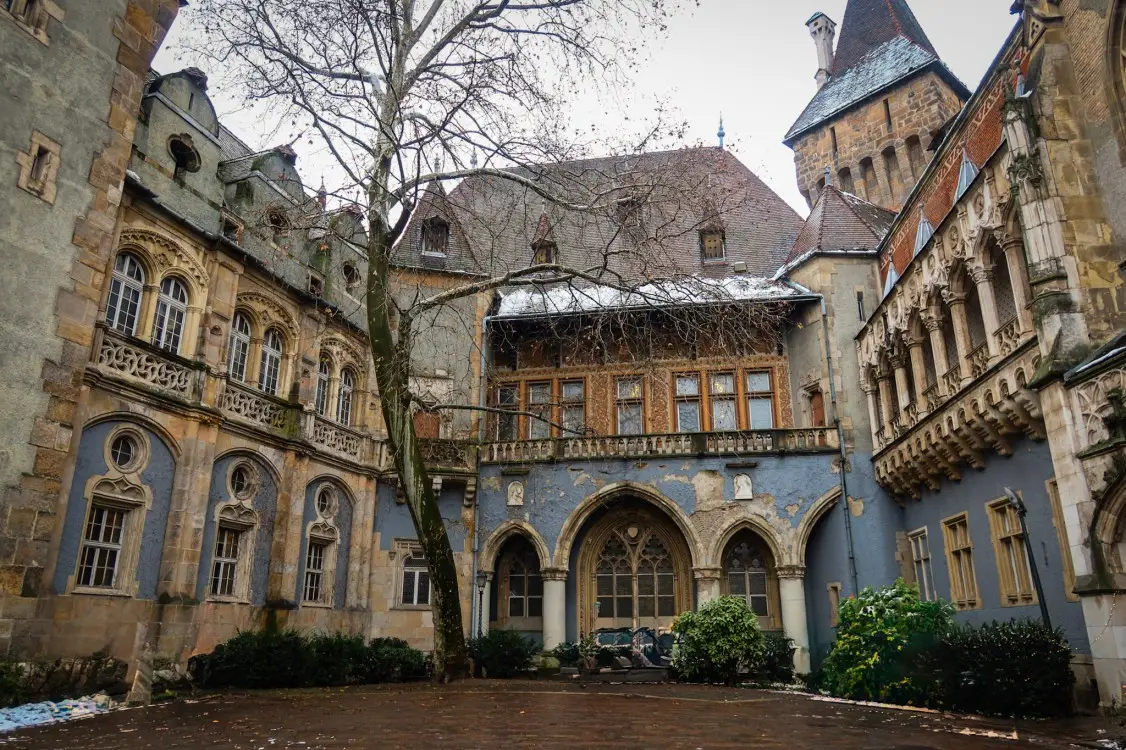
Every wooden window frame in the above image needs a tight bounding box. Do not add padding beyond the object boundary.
[615,375,645,436]
[986,497,1037,607]
[699,230,726,263]
[495,383,519,441]
[560,379,586,436]
[526,381,553,440]
[673,372,702,433]
[907,527,935,601]
[941,512,980,611]
[1046,479,1079,602]
[708,371,739,432]
[744,369,776,430]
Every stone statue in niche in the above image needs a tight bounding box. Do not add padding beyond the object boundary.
[733,474,753,500]
[507,481,524,507]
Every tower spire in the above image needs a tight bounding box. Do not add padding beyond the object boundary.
[717,114,726,150]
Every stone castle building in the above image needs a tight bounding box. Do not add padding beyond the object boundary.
[1,0,1125,705]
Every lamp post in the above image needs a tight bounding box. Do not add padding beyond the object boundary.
[475,571,488,639]
[1004,487,1052,630]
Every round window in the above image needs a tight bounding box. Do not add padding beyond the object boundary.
[231,465,251,498]
[109,434,136,470]
[316,487,334,516]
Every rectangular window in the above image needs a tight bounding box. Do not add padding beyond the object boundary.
[527,382,552,439]
[675,374,701,433]
[745,371,775,429]
[856,291,865,321]
[105,277,142,335]
[830,127,839,158]
[76,505,126,588]
[908,528,935,601]
[827,582,842,627]
[709,372,738,431]
[496,384,518,440]
[210,526,242,598]
[402,549,431,606]
[700,231,725,262]
[561,380,585,435]
[152,298,185,353]
[1046,479,1079,602]
[303,540,327,603]
[988,498,1035,606]
[883,98,893,131]
[942,513,979,610]
[616,376,644,436]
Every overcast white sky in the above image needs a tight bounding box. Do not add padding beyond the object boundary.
[154,0,1018,217]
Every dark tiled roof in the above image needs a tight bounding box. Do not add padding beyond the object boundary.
[830,0,936,75]
[395,148,803,281]
[783,185,894,267]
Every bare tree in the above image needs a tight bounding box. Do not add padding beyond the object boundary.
[187,0,796,680]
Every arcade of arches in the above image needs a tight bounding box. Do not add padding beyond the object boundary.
[482,492,818,672]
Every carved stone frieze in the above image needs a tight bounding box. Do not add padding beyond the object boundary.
[96,328,196,398]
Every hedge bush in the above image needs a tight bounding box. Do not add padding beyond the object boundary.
[672,596,765,685]
[189,630,427,689]
[751,632,796,685]
[819,580,1075,717]
[468,629,538,678]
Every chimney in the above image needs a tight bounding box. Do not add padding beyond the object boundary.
[807,12,837,90]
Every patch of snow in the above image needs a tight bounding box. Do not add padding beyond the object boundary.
[495,276,806,318]
[0,694,114,734]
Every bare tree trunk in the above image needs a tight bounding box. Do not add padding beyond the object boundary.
[366,221,468,682]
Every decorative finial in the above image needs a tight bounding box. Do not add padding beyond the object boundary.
[717,114,726,150]
[824,165,832,187]
[317,176,327,209]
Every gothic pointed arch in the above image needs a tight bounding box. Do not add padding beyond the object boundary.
[481,520,552,573]
[118,228,209,298]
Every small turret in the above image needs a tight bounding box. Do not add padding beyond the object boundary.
[807,12,837,90]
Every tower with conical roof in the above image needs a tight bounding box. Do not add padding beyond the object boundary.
[784,0,970,212]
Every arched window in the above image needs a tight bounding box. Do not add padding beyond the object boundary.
[725,538,770,616]
[314,356,331,416]
[105,252,145,335]
[336,368,355,425]
[990,244,1017,324]
[505,548,543,619]
[258,328,284,396]
[151,276,188,353]
[227,313,251,382]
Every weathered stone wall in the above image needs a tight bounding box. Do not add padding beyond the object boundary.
[791,71,966,211]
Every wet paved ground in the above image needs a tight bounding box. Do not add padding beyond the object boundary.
[0,681,1121,749]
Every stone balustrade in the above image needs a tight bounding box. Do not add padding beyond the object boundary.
[220,380,299,434]
[482,428,839,464]
[996,317,1021,357]
[969,342,991,379]
[92,326,202,400]
[309,415,368,461]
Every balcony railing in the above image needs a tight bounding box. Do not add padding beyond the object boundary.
[93,326,202,400]
[996,317,1021,357]
[941,365,962,395]
[922,383,940,413]
[309,415,367,461]
[482,428,838,464]
[969,342,991,379]
[219,381,299,434]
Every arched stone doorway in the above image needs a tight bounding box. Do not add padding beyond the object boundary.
[490,535,544,644]
[576,500,692,634]
[720,529,782,632]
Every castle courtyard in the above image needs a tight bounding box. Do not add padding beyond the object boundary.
[2,681,1119,749]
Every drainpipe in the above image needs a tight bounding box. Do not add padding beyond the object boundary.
[470,312,495,641]
[820,297,859,596]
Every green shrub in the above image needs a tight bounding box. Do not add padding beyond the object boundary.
[938,619,1074,717]
[551,641,579,667]
[189,629,427,689]
[469,629,537,678]
[751,632,796,685]
[819,580,953,706]
[0,661,25,707]
[672,596,765,685]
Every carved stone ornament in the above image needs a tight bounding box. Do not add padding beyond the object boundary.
[119,228,209,292]
[733,474,754,500]
[236,291,300,342]
[507,481,525,506]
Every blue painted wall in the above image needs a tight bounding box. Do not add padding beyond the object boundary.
[374,481,468,551]
[54,421,176,598]
[804,496,850,666]
[900,438,1089,654]
[295,479,354,609]
[194,453,277,605]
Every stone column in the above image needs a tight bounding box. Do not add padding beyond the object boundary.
[946,293,973,384]
[891,355,912,422]
[477,571,493,637]
[1001,236,1034,333]
[970,264,1001,360]
[864,385,881,447]
[924,314,950,394]
[908,341,928,415]
[694,567,723,606]
[777,566,811,674]
[542,568,568,650]
[896,141,917,185]
[851,162,868,202]
[877,375,895,437]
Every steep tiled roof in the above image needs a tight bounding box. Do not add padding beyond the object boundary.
[396,147,803,282]
[782,185,894,269]
[830,0,936,75]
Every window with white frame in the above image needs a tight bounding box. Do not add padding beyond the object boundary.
[105,252,145,335]
[76,504,126,589]
[303,539,328,603]
[315,356,331,415]
[210,526,242,597]
[561,380,585,435]
[258,328,283,396]
[616,376,644,435]
[746,371,775,429]
[227,313,251,382]
[709,372,738,431]
[152,276,188,353]
[675,374,701,433]
[401,547,431,606]
[908,528,935,601]
[337,368,355,425]
[527,382,552,439]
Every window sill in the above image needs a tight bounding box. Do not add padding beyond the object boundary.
[1001,596,1037,608]
[71,586,133,598]
[701,258,728,265]
[393,603,432,612]
[206,596,251,606]
[300,600,334,609]
[1,10,50,46]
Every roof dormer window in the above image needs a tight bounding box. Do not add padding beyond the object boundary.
[532,241,557,266]
[421,217,450,257]
[700,230,726,263]
[168,135,201,181]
